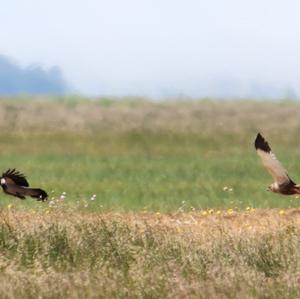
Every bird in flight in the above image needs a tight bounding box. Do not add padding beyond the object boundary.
[255,133,300,195]
[0,169,48,201]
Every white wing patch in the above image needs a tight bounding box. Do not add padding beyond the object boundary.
[256,148,290,185]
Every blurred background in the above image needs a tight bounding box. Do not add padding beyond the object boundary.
[0,1,299,211]
[1,0,300,99]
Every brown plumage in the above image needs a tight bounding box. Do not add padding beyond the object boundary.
[0,169,47,201]
[255,133,300,195]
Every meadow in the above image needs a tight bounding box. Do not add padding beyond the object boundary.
[0,97,299,298]
[0,96,300,210]
[0,208,299,299]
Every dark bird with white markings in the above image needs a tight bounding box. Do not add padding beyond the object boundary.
[255,133,300,195]
[0,169,47,201]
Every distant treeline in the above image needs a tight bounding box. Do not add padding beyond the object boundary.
[0,55,68,95]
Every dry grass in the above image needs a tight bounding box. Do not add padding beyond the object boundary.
[0,98,300,137]
[0,207,299,299]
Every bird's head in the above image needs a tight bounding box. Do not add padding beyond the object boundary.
[268,182,279,193]
[0,178,6,186]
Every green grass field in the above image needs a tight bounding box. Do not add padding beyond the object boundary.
[0,97,300,299]
[0,97,299,211]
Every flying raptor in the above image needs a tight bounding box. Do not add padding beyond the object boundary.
[254,133,300,195]
[0,169,48,201]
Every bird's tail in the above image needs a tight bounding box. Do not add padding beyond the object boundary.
[24,188,48,201]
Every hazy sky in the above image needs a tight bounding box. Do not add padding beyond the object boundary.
[1,0,300,97]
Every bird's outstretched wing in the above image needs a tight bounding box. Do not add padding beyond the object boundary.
[2,169,29,187]
[254,133,294,185]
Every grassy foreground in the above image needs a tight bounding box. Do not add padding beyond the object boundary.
[0,207,299,298]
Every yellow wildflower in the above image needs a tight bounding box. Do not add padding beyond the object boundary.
[227,208,234,215]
